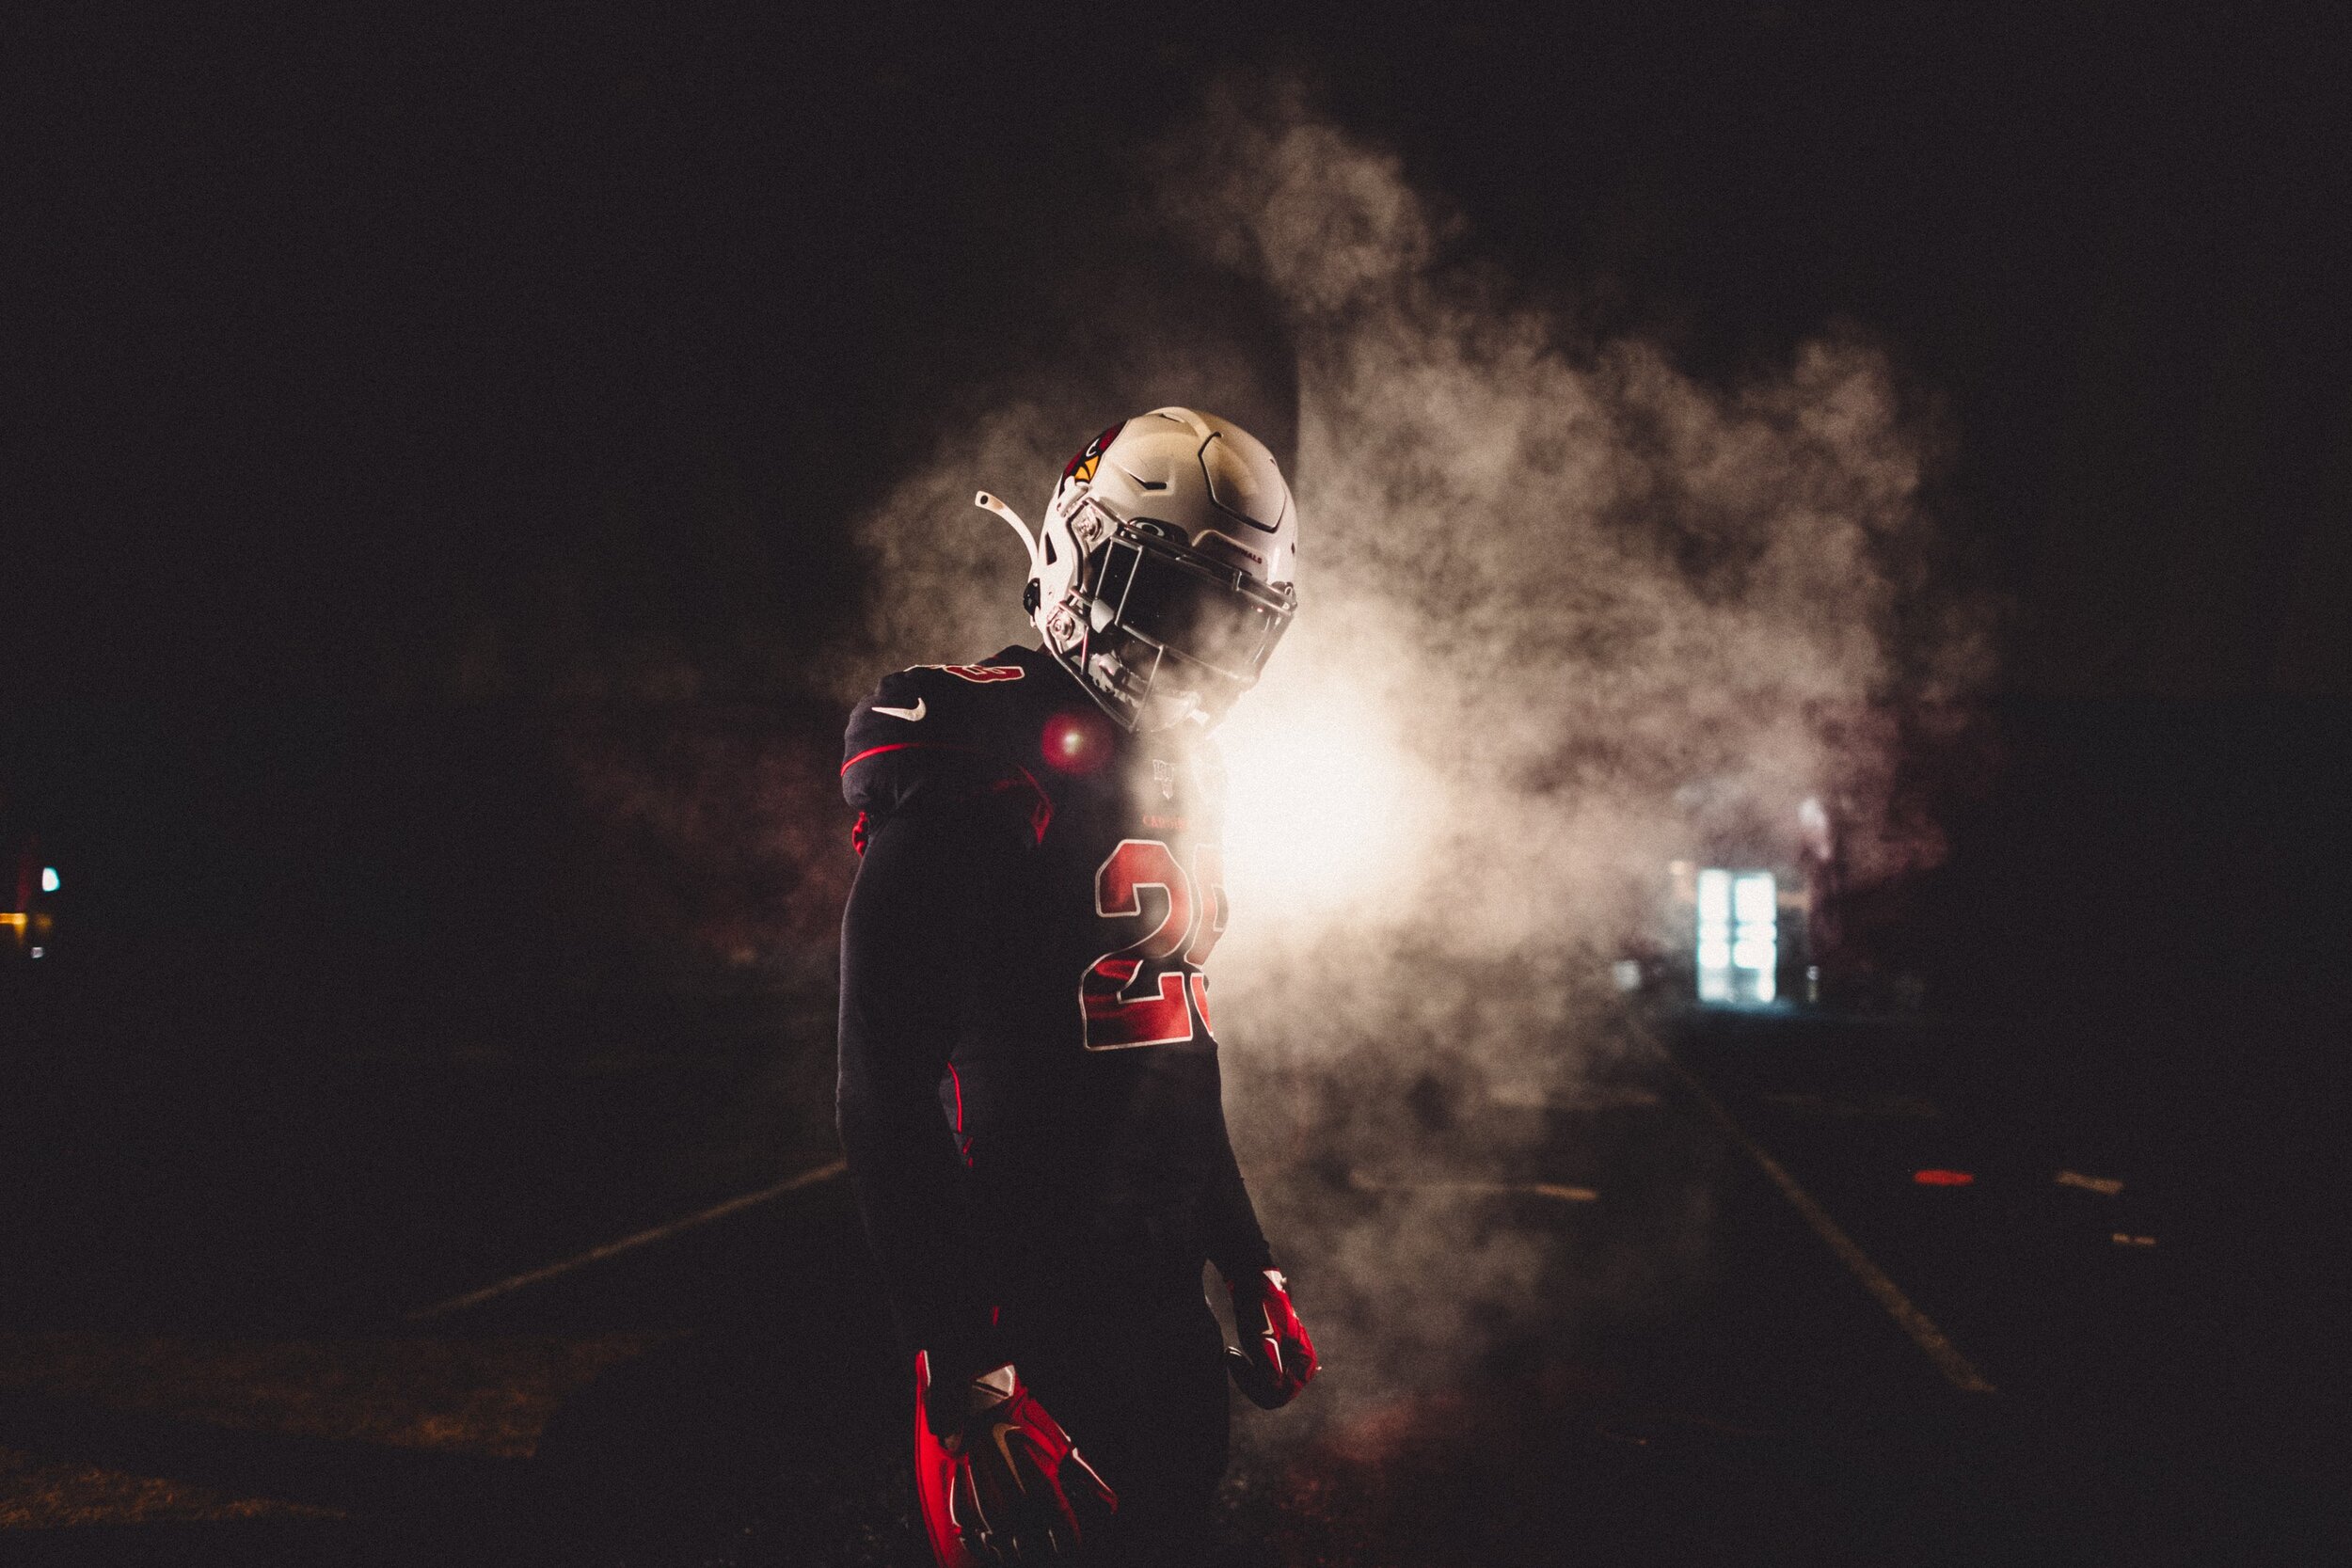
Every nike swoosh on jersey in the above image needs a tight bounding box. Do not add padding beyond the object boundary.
[873,699,927,721]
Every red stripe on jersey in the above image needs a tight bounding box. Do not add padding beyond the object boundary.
[840,742,1056,846]
[841,741,941,775]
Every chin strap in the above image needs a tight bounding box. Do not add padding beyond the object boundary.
[974,492,1040,576]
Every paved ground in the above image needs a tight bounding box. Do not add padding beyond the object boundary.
[2,978,2344,1565]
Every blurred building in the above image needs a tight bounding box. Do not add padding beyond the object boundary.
[1627,789,1849,1010]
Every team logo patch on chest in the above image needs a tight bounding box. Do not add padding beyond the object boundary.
[1152,758,1177,800]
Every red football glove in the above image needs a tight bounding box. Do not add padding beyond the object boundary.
[1225,1267,1319,1409]
[914,1352,1117,1566]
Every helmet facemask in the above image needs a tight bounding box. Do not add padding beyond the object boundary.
[1057,499,1295,732]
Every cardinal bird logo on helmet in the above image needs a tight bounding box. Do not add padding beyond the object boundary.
[1062,422,1124,488]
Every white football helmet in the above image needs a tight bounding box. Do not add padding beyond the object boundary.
[977,408,1299,731]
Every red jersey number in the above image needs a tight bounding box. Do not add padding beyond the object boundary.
[1082,838,1226,1050]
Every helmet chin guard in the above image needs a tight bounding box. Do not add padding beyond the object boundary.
[1008,408,1300,732]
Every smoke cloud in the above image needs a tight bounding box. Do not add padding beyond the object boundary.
[832,77,1993,1469]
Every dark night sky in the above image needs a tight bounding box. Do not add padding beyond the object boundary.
[7,5,2349,960]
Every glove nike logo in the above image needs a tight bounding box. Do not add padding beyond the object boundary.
[874,699,926,721]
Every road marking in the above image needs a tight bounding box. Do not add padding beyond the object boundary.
[1349,1171,1598,1203]
[1668,1063,1996,1395]
[405,1159,847,1322]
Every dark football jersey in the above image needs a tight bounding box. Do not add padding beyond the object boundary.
[836,644,1271,1373]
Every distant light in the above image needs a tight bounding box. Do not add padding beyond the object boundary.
[1696,868,1732,924]
[1696,869,1777,1005]
[1914,1169,1975,1186]
[1612,958,1643,992]
[28,946,43,959]
[41,867,60,894]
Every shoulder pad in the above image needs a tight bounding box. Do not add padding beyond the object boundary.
[841,661,1046,827]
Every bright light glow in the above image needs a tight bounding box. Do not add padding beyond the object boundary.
[40,867,60,894]
[1218,673,1426,926]
[28,946,42,959]
[1697,869,1777,1005]
[1695,868,1732,923]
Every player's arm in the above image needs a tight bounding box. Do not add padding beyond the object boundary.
[839,685,1119,1562]
[1202,1081,1276,1283]
[1202,1069,1320,1409]
[835,801,1008,1383]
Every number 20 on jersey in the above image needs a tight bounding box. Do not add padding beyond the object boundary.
[1082,838,1225,1050]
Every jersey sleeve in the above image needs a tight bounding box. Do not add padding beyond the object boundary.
[835,804,1017,1381]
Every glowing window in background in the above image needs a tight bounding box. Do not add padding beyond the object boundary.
[1696,869,1734,1000]
[41,867,60,894]
[1696,869,1776,1004]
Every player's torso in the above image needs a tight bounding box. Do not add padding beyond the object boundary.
[1027,718,1226,1058]
[961,654,1225,1090]
[845,645,1229,1077]
[991,670,1232,1293]
[845,646,1236,1282]
[841,646,1244,1294]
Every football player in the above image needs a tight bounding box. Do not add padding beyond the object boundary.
[837,408,1320,1562]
